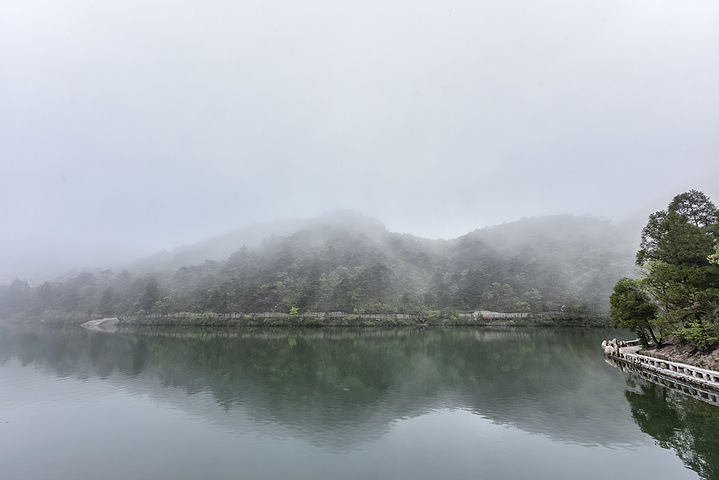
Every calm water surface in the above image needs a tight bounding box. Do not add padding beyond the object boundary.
[1,325,718,480]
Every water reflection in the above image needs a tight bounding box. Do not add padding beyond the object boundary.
[1,325,640,449]
[623,373,719,480]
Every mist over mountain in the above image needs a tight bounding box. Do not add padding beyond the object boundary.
[3,1,717,298]
[0,211,638,319]
[134,211,635,272]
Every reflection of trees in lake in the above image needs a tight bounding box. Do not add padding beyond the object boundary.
[1,326,639,448]
[625,374,719,480]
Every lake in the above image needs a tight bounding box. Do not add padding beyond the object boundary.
[1,325,718,480]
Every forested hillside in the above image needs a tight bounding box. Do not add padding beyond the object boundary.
[0,213,637,320]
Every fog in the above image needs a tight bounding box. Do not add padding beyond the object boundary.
[2,0,718,282]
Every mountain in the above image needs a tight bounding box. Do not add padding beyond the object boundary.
[126,210,395,275]
[0,212,638,319]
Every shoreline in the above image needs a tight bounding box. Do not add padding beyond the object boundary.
[641,341,719,372]
[1,310,611,328]
[77,313,608,328]
[605,339,719,398]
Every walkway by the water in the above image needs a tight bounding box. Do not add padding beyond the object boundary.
[606,340,719,400]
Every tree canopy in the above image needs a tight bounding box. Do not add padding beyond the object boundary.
[667,189,719,228]
[0,214,637,322]
[612,190,719,350]
[609,278,658,347]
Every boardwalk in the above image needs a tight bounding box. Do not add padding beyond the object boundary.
[605,340,719,406]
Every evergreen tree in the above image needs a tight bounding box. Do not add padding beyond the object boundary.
[623,190,719,350]
[609,278,658,347]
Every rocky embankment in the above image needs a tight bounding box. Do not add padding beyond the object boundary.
[644,336,719,371]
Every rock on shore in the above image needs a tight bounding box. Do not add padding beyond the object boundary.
[80,317,119,333]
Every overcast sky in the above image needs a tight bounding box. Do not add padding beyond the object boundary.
[2,0,718,280]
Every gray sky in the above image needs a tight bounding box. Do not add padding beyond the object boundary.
[2,0,718,280]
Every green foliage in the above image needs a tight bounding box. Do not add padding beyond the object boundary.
[709,242,719,265]
[609,278,658,346]
[138,276,161,314]
[674,321,719,352]
[629,190,719,348]
[667,189,719,227]
[637,210,715,267]
[1,215,638,323]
